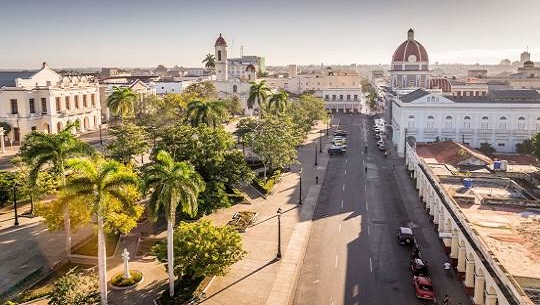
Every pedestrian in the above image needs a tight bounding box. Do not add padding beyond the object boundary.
[315,176,319,184]
[364,166,367,173]
[443,294,450,305]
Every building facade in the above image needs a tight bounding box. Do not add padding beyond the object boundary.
[316,88,363,113]
[391,89,540,156]
[0,62,101,143]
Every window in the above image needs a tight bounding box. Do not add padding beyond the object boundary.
[56,97,61,112]
[83,95,87,107]
[66,96,71,110]
[41,98,47,114]
[75,96,79,109]
[408,115,415,129]
[325,95,329,100]
[332,95,336,100]
[497,143,505,147]
[218,51,222,61]
[498,116,507,130]
[91,94,95,107]
[29,98,35,114]
[31,126,37,131]
[445,116,453,129]
[233,85,238,93]
[347,95,351,101]
[354,95,358,100]
[339,95,343,100]
[481,116,489,129]
[10,99,18,114]
[463,116,471,129]
[518,117,526,130]
[426,115,435,129]
[537,118,540,130]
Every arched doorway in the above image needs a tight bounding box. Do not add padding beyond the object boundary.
[83,117,89,130]
[42,123,50,133]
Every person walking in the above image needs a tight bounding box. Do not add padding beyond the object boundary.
[442,294,450,305]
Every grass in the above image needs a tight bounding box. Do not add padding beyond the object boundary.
[72,233,119,256]
[136,238,162,257]
[158,276,204,305]
[111,270,143,287]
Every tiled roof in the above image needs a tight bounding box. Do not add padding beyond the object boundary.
[416,140,492,166]
[400,88,430,103]
[448,89,540,104]
[0,71,36,87]
[490,89,540,100]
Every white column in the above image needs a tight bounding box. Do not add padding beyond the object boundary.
[450,233,459,258]
[473,276,485,305]
[465,259,475,287]
[457,246,466,272]
[485,295,498,305]
[438,211,445,232]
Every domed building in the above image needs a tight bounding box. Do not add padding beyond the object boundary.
[390,29,430,89]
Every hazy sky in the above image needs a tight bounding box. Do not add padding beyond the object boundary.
[1,0,539,69]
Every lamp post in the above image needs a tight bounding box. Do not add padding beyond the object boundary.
[13,181,19,226]
[319,130,323,153]
[298,167,303,205]
[276,207,282,260]
[99,123,103,146]
[326,118,329,136]
[315,141,318,166]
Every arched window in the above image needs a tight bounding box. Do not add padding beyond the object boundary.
[218,50,222,61]
[408,115,415,129]
[233,85,238,93]
[518,117,526,130]
[481,116,489,129]
[463,116,471,129]
[498,116,507,130]
[536,117,540,130]
[445,116,453,129]
[427,115,435,129]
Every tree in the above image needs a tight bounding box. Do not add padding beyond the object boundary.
[225,96,243,117]
[531,133,540,160]
[516,138,535,154]
[0,121,11,135]
[142,150,205,297]
[153,220,245,281]
[62,157,142,305]
[479,143,496,156]
[202,53,215,73]
[106,123,150,164]
[247,80,271,111]
[186,99,228,128]
[19,122,95,261]
[106,87,137,122]
[48,271,100,305]
[183,81,217,99]
[266,90,288,115]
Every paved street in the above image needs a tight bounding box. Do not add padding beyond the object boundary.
[294,113,473,305]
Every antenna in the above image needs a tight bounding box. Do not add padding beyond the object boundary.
[240,45,244,58]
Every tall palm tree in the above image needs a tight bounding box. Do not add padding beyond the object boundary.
[106,87,137,123]
[202,53,215,76]
[186,99,228,128]
[19,122,95,261]
[267,90,289,115]
[247,80,271,115]
[63,157,140,305]
[142,150,205,297]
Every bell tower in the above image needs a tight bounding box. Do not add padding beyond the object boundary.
[214,33,228,81]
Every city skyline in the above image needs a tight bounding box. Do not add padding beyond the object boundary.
[1,0,539,69]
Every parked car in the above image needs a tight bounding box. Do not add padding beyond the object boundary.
[333,130,347,136]
[412,276,435,302]
[328,145,346,155]
[410,258,429,276]
[396,227,414,245]
[377,139,384,146]
[378,144,386,151]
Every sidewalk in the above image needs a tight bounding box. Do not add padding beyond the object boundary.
[200,121,330,305]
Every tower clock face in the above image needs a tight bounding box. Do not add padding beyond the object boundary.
[408,54,417,62]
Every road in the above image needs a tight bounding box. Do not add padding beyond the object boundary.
[294,113,472,305]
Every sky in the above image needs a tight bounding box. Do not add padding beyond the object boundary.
[1,0,539,69]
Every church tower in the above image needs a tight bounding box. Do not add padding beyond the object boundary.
[214,34,228,81]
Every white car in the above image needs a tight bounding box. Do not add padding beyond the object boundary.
[377,139,384,146]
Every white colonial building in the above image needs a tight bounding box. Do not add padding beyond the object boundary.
[316,88,363,113]
[0,62,101,143]
[391,89,540,156]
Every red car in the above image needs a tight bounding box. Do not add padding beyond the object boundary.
[413,275,435,302]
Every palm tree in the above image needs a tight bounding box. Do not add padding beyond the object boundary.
[142,150,205,297]
[19,122,94,261]
[106,87,137,123]
[267,90,289,115]
[247,80,271,115]
[202,53,215,76]
[186,99,228,128]
[63,157,140,305]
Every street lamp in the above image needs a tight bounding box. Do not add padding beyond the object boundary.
[276,207,283,260]
[319,130,323,153]
[13,181,19,226]
[99,123,103,146]
[298,167,303,205]
[315,141,318,166]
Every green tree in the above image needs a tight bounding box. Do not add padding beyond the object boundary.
[183,81,217,99]
[266,90,288,115]
[0,121,12,135]
[225,96,243,117]
[186,99,228,128]
[48,271,100,305]
[106,87,137,122]
[531,133,540,159]
[247,80,271,112]
[19,122,95,260]
[106,123,150,164]
[153,220,245,281]
[479,143,496,156]
[62,157,142,305]
[202,53,215,72]
[142,150,205,297]
[516,138,535,154]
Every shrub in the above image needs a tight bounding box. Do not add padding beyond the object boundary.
[111,270,143,287]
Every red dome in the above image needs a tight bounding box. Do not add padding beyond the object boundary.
[392,29,428,63]
[214,33,227,47]
[246,64,256,72]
